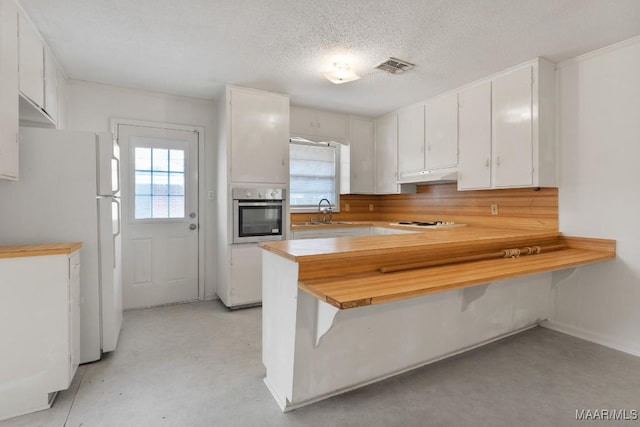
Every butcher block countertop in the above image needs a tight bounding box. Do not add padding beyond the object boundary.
[0,242,82,259]
[260,226,615,309]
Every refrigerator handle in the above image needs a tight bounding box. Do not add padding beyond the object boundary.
[113,198,121,237]
[112,155,120,195]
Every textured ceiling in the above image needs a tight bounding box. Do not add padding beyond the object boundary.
[16,0,640,117]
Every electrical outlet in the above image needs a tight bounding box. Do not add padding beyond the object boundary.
[491,204,499,215]
[345,203,350,212]
[369,204,374,212]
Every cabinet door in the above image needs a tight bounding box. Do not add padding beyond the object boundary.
[230,245,262,305]
[349,117,374,194]
[424,93,458,170]
[0,0,19,180]
[492,66,533,187]
[43,50,58,123]
[68,251,80,383]
[374,113,399,194]
[332,227,371,237]
[230,88,289,183]
[397,104,425,176]
[316,111,348,141]
[290,106,316,137]
[291,229,331,239]
[458,82,492,190]
[18,13,44,107]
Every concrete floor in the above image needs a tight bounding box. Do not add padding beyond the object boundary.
[2,300,639,427]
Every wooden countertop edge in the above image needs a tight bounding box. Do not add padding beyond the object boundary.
[298,237,615,310]
[0,242,83,259]
[260,230,562,262]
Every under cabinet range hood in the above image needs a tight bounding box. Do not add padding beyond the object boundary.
[398,166,458,184]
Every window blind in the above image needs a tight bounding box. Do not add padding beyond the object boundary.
[289,142,337,208]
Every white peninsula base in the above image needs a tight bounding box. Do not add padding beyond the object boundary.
[261,249,553,412]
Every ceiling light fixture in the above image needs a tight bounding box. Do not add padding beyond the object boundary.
[322,63,361,84]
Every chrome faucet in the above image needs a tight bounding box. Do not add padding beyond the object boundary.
[317,198,333,223]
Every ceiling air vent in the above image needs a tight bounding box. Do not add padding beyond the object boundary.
[375,57,415,74]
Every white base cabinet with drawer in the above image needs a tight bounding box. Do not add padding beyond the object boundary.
[291,226,372,240]
[0,249,80,421]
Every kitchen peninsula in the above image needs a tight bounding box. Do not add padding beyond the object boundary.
[259,227,614,411]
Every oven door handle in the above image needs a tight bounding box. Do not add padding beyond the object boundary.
[237,202,284,207]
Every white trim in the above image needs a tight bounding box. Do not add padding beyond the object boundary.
[557,35,640,68]
[110,118,206,302]
[540,320,640,358]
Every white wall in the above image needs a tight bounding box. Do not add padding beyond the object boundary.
[546,36,640,356]
[65,80,218,300]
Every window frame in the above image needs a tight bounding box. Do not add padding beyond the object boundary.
[129,137,191,224]
[289,140,341,213]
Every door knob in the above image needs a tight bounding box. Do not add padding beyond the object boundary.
[189,212,196,218]
[189,224,197,230]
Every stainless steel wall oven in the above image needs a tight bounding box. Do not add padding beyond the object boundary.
[232,187,286,244]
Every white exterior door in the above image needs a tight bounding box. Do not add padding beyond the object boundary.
[119,124,199,309]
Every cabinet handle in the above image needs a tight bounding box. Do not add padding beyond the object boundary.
[485,159,490,168]
[496,156,501,167]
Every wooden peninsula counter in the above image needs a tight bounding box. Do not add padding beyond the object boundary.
[259,226,615,411]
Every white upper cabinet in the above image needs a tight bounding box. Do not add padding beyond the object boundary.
[457,58,556,190]
[492,65,534,187]
[228,86,290,184]
[290,106,315,136]
[15,6,58,128]
[397,96,458,183]
[0,0,19,180]
[349,116,374,194]
[397,104,425,179]
[18,12,43,107]
[424,92,458,170]
[458,81,492,190]
[291,106,349,142]
[43,49,58,122]
[374,112,400,194]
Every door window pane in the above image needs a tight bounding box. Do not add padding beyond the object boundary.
[134,147,186,219]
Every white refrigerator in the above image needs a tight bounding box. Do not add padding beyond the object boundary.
[0,127,123,363]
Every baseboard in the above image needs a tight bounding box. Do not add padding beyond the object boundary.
[540,320,640,358]
[263,378,287,412]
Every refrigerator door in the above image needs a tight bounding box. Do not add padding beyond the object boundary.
[97,196,122,352]
[0,127,102,363]
[97,132,120,197]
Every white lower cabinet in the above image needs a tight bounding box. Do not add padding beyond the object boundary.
[0,249,80,421]
[229,244,262,307]
[371,227,419,236]
[291,227,371,239]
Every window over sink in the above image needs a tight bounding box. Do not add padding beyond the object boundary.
[289,140,341,212]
